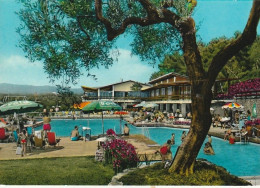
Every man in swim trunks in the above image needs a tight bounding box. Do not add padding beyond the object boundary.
[71,126,82,141]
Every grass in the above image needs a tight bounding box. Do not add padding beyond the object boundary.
[119,160,251,186]
[0,156,114,185]
[0,156,252,186]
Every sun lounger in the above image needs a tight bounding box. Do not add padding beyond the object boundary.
[0,128,10,143]
[34,130,43,148]
[47,132,61,146]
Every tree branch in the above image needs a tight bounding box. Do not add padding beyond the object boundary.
[76,15,92,40]
[95,0,180,41]
[207,0,260,85]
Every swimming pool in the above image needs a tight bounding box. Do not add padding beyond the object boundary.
[36,119,260,177]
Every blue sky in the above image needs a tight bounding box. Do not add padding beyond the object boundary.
[0,0,259,88]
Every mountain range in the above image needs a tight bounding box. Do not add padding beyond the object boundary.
[0,83,83,94]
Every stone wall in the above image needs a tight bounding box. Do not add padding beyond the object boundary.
[236,98,259,118]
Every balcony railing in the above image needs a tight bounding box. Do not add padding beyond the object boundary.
[82,94,192,101]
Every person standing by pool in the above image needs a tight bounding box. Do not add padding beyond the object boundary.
[160,140,172,163]
[207,135,212,144]
[247,110,251,121]
[181,131,186,142]
[124,124,130,136]
[171,133,175,145]
[20,129,27,157]
[71,126,82,141]
[229,132,235,144]
[43,112,51,138]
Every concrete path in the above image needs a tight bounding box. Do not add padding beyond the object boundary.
[0,137,98,160]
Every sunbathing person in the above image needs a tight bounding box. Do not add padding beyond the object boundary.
[71,126,82,141]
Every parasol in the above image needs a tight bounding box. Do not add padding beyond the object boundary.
[0,100,43,115]
[222,102,244,109]
[82,100,122,135]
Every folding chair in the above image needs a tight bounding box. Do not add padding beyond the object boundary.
[47,132,61,146]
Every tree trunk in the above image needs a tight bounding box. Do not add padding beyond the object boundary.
[169,83,212,175]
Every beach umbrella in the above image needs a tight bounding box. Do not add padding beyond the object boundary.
[134,101,146,107]
[143,103,158,108]
[0,122,7,128]
[0,100,43,115]
[73,101,91,109]
[221,102,243,109]
[82,100,122,135]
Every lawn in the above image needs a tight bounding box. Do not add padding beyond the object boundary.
[0,156,114,185]
[119,160,251,186]
[0,156,251,186]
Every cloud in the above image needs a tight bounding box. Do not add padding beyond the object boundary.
[77,49,158,87]
[0,55,50,86]
[0,49,158,88]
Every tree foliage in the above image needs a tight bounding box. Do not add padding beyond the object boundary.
[17,0,116,84]
[130,82,143,91]
[151,34,260,83]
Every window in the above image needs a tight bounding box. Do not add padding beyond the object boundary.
[156,89,160,96]
[151,90,154,97]
[168,86,172,95]
[161,88,165,95]
[114,91,124,97]
[179,86,183,95]
[185,86,191,95]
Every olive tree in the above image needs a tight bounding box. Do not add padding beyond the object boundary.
[18,0,260,175]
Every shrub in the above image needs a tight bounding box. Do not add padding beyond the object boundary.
[103,138,139,174]
[106,129,116,136]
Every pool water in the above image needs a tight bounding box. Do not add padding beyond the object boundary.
[36,119,260,176]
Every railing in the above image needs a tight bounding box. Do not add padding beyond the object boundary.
[82,94,192,101]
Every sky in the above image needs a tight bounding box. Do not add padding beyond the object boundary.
[0,0,259,89]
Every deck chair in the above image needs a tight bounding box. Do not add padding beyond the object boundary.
[47,132,61,146]
[34,130,44,148]
[0,128,9,143]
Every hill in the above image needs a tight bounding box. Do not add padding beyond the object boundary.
[0,83,83,94]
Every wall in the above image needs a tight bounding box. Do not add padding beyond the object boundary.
[114,81,150,92]
[236,98,259,118]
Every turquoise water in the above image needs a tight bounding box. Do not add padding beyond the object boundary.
[36,119,260,176]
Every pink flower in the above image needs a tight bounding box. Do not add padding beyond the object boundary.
[106,129,116,136]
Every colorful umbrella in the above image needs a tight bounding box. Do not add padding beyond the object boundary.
[0,100,43,115]
[221,102,243,109]
[73,101,91,109]
[82,100,122,135]
[82,100,122,112]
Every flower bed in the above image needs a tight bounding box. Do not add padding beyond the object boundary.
[102,129,139,174]
[174,120,191,125]
[216,78,260,99]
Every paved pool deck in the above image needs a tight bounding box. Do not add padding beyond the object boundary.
[0,124,259,185]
